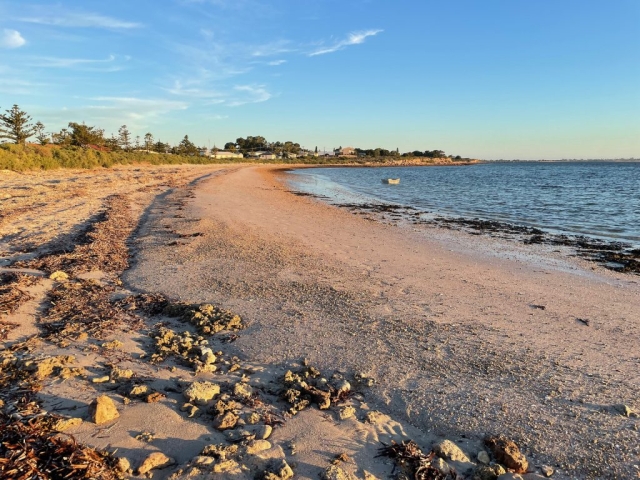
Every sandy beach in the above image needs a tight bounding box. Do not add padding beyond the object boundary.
[1,164,638,480]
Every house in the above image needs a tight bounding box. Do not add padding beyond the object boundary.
[259,153,276,160]
[337,146,357,157]
[211,150,243,159]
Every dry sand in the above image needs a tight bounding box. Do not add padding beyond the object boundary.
[1,164,639,480]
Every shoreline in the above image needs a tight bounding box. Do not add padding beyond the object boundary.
[1,165,639,479]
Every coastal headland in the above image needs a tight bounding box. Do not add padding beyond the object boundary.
[1,164,638,479]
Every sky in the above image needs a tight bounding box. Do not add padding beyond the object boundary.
[0,0,639,159]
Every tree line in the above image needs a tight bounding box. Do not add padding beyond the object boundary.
[1,104,466,160]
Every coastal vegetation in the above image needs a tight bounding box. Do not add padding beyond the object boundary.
[0,104,474,171]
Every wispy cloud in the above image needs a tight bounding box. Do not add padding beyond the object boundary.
[267,60,286,66]
[227,85,272,107]
[25,54,127,71]
[309,29,383,56]
[18,13,141,29]
[1,29,26,49]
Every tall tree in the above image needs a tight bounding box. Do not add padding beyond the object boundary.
[118,125,131,151]
[144,133,154,152]
[68,122,105,147]
[177,135,198,155]
[34,121,50,145]
[0,105,38,144]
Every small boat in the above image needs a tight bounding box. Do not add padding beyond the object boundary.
[382,178,400,185]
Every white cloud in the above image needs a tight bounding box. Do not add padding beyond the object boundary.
[1,29,26,49]
[309,29,383,56]
[26,54,122,70]
[267,60,286,66]
[227,85,271,107]
[19,13,141,29]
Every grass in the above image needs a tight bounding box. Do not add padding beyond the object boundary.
[0,143,475,172]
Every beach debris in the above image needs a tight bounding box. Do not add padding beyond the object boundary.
[576,317,590,326]
[183,381,220,405]
[322,464,356,480]
[354,372,375,387]
[201,443,239,460]
[0,415,122,479]
[234,381,254,399]
[378,440,460,479]
[0,272,38,319]
[22,354,76,380]
[530,304,546,310]
[49,270,69,281]
[434,439,470,463]
[150,327,218,373]
[116,456,131,474]
[263,459,294,480]
[364,411,381,424]
[89,395,120,424]
[135,431,155,443]
[137,451,175,475]
[213,411,239,430]
[102,339,124,350]
[484,435,528,474]
[339,405,356,420]
[109,366,134,382]
[53,417,83,432]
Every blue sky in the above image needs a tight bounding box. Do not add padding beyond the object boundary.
[1,0,638,159]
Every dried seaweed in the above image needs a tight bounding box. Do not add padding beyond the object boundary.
[0,272,39,318]
[40,279,142,343]
[0,415,123,480]
[16,195,134,276]
[378,440,460,480]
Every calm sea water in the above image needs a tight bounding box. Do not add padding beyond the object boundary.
[288,162,640,246]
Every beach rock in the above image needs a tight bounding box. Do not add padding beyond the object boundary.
[484,435,528,474]
[434,439,470,463]
[146,392,165,403]
[363,471,380,480]
[137,452,175,475]
[234,382,253,398]
[116,457,131,473]
[89,395,119,424]
[53,417,83,432]
[193,456,215,466]
[339,405,356,420]
[322,464,356,480]
[305,386,331,409]
[49,271,68,281]
[333,379,351,394]
[522,475,547,480]
[110,367,134,382]
[201,443,239,460]
[264,459,294,480]
[252,424,273,440]
[246,440,272,455]
[28,355,75,379]
[129,385,149,397]
[92,375,110,383]
[183,381,220,405]
[432,457,451,475]
[364,411,380,424]
[475,464,507,480]
[355,372,375,387]
[102,340,123,350]
[246,412,261,424]
[540,465,554,477]
[213,411,239,430]
[213,459,240,473]
[477,450,491,465]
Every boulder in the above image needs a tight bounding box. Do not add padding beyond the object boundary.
[88,395,119,425]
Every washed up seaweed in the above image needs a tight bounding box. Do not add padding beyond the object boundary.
[0,272,39,318]
[0,414,123,480]
[378,440,460,480]
[16,194,134,276]
[41,279,142,344]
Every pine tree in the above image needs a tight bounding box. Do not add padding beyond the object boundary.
[0,105,38,144]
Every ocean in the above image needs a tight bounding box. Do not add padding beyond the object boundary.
[288,161,640,247]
